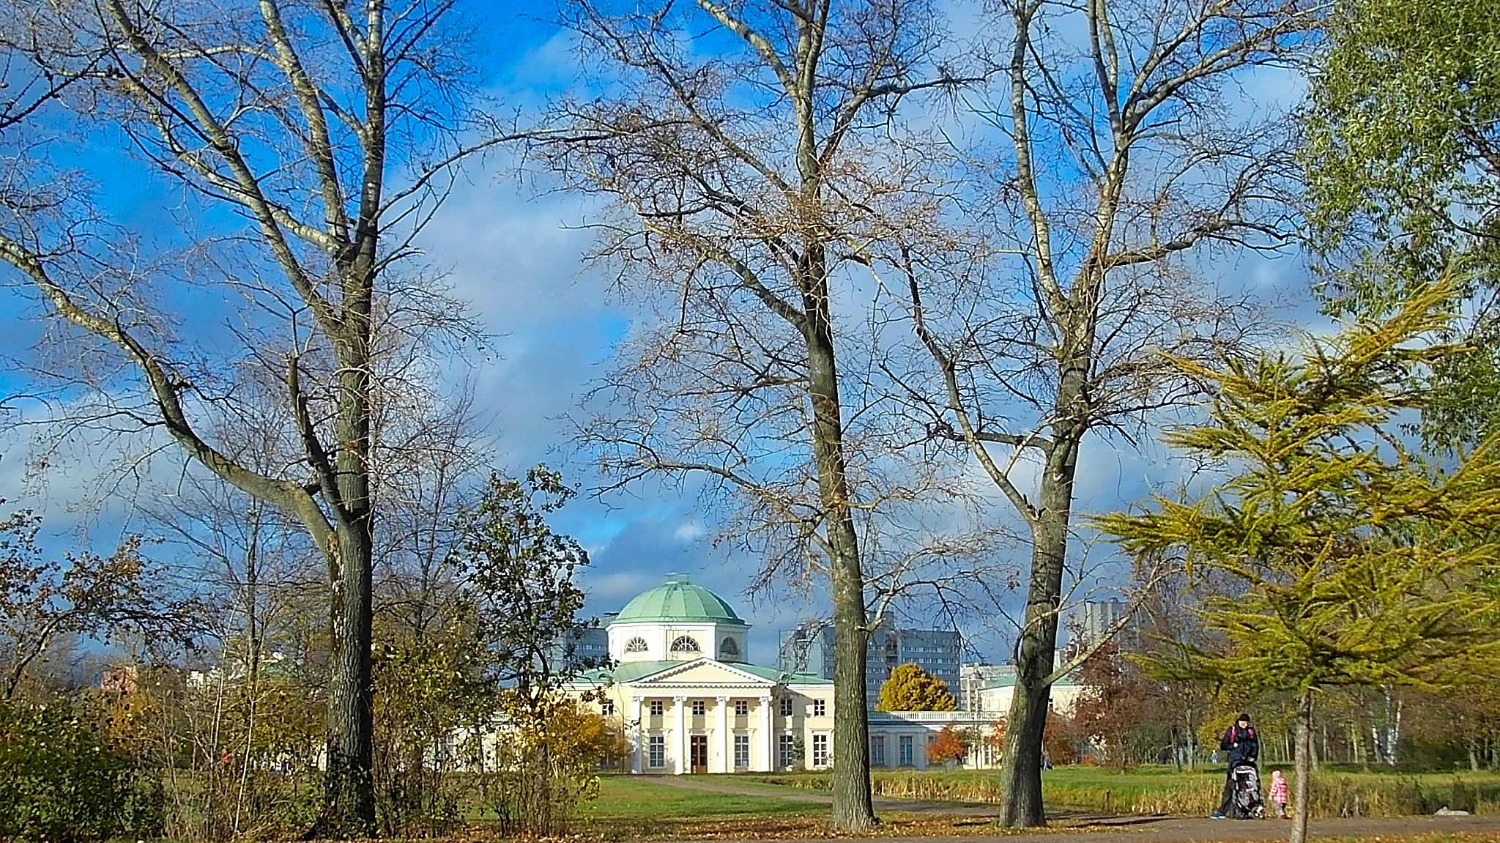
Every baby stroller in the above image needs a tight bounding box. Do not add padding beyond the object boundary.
[1230,762,1266,819]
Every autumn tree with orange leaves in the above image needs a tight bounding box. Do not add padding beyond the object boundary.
[926,723,975,766]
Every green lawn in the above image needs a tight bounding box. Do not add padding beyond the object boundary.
[746,766,1500,817]
[584,775,818,820]
[508,770,1500,840]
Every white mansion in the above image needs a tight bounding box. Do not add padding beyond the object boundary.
[563,574,1090,774]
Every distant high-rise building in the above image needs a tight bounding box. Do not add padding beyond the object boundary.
[574,626,611,663]
[555,619,612,668]
[958,663,1014,711]
[1063,598,1133,657]
[778,621,962,705]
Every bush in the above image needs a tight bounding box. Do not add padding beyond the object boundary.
[0,699,162,843]
[482,695,624,836]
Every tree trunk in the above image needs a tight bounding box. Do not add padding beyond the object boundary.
[236,503,263,832]
[1291,691,1313,843]
[1382,685,1402,767]
[801,244,876,831]
[321,522,375,834]
[997,421,1081,828]
[811,344,876,830]
[1320,722,1330,770]
[1354,722,1368,771]
[317,238,378,833]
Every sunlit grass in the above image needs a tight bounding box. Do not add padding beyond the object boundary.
[745,766,1500,817]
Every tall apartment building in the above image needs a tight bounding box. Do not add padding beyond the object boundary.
[777,621,962,705]
[1062,598,1134,659]
[958,663,1014,711]
[555,621,612,668]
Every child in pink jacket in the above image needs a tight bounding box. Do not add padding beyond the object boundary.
[1269,770,1289,818]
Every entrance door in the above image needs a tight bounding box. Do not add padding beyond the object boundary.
[690,735,708,774]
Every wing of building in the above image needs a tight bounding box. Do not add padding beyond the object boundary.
[563,574,1076,774]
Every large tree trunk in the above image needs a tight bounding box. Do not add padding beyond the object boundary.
[318,245,378,832]
[322,523,375,834]
[1291,691,1313,843]
[997,417,1081,828]
[236,504,263,832]
[1381,684,1402,766]
[804,252,877,831]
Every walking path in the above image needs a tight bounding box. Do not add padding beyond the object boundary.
[644,776,1500,842]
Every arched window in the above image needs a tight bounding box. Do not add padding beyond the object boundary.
[669,635,701,654]
[624,637,649,654]
[719,637,740,659]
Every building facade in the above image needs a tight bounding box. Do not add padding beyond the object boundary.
[776,621,962,705]
[958,663,1014,711]
[558,624,611,666]
[567,575,1005,774]
[1063,598,1134,658]
[976,671,1089,716]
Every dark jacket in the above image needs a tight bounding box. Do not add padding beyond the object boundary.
[1220,725,1259,766]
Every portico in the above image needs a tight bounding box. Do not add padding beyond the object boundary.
[564,574,834,774]
[617,663,790,773]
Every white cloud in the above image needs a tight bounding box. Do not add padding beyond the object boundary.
[580,570,655,608]
[672,521,707,543]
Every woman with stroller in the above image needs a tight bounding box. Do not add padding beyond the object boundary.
[1211,713,1260,819]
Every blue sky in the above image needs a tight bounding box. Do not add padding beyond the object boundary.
[0,0,1320,666]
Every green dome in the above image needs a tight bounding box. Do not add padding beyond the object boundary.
[616,574,745,624]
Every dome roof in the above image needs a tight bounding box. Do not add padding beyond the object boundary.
[615,574,745,624]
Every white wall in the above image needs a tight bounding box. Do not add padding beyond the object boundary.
[607,621,749,663]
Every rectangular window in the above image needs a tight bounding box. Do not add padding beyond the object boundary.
[812,699,827,717]
[778,733,795,768]
[734,700,749,716]
[870,735,886,767]
[649,736,665,768]
[734,734,750,768]
[601,699,615,716]
[899,735,914,766]
[649,700,664,717]
[692,700,706,716]
[779,696,793,717]
[812,734,830,767]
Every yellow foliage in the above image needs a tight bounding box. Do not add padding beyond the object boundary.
[876,663,956,712]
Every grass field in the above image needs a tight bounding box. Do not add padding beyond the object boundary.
[578,776,830,840]
[504,771,1500,841]
[566,773,1500,841]
[584,776,816,820]
[746,766,1500,818]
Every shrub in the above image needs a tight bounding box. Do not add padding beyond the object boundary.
[0,699,161,843]
[483,694,624,836]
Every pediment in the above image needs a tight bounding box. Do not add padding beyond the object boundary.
[632,658,777,688]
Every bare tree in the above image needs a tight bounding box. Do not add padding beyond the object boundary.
[538,0,977,828]
[0,0,506,831]
[142,395,322,835]
[875,0,1313,826]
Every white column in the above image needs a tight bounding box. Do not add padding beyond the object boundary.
[631,696,644,774]
[758,693,774,772]
[715,695,730,773]
[673,695,688,774]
